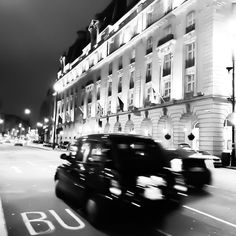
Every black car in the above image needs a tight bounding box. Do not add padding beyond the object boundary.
[59,141,70,150]
[54,133,180,226]
[164,148,212,190]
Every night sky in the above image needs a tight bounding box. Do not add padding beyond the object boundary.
[0,0,111,125]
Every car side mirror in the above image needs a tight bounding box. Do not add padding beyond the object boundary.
[60,153,68,160]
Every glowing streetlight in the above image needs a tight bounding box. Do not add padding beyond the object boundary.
[0,119,4,124]
[24,108,31,115]
[37,122,43,128]
[44,118,49,123]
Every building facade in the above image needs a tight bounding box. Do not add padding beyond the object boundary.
[53,0,236,156]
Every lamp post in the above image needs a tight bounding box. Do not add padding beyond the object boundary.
[226,54,235,166]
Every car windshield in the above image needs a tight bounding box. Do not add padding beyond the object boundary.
[112,138,163,173]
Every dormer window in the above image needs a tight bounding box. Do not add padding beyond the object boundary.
[163,53,171,76]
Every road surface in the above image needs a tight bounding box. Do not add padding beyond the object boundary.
[0,143,236,236]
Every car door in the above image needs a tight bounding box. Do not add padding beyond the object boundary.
[68,140,93,202]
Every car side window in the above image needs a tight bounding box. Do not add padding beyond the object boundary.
[87,141,109,163]
[78,142,91,162]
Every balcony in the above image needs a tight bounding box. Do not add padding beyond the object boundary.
[185,58,195,68]
[185,24,195,34]
[158,34,174,47]
[184,91,194,99]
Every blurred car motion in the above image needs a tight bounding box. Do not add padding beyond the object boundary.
[54,133,181,226]
[165,146,212,190]
[59,141,71,150]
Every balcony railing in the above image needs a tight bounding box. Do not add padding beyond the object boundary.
[184,91,194,99]
[160,96,170,103]
[158,34,174,47]
[185,58,195,68]
[185,24,195,34]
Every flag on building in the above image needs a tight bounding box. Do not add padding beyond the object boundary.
[97,103,103,117]
[132,106,141,116]
[65,112,71,122]
[150,88,159,104]
[118,97,124,112]
[58,115,63,124]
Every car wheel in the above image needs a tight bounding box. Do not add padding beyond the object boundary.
[86,197,104,227]
[55,179,63,198]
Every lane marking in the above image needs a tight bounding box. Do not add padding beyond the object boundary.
[0,196,7,236]
[11,166,22,174]
[156,228,172,236]
[183,205,236,229]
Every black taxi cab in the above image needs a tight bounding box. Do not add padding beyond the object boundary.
[54,133,180,225]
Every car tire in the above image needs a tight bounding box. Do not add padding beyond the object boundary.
[55,180,63,198]
[86,196,104,227]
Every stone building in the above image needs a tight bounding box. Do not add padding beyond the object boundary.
[53,0,236,156]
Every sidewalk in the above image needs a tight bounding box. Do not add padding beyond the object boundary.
[26,142,65,153]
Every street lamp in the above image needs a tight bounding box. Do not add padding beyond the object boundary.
[24,108,31,115]
[226,55,236,166]
[52,83,60,149]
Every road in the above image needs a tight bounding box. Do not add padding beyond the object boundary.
[0,143,236,236]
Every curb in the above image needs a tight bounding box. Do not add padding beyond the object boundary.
[0,196,7,236]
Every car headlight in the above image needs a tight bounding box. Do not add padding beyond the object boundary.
[170,158,183,172]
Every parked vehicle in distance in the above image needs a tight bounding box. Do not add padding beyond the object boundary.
[43,142,53,147]
[197,150,222,168]
[59,141,70,150]
[164,147,212,190]
[14,139,24,146]
[54,133,181,226]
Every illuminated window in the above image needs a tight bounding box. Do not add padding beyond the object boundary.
[146,37,153,54]
[146,10,153,27]
[130,49,135,63]
[146,62,152,83]
[186,11,195,33]
[185,42,195,68]
[163,81,171,98]
[185,74,195,93]
[163,53,171,76]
